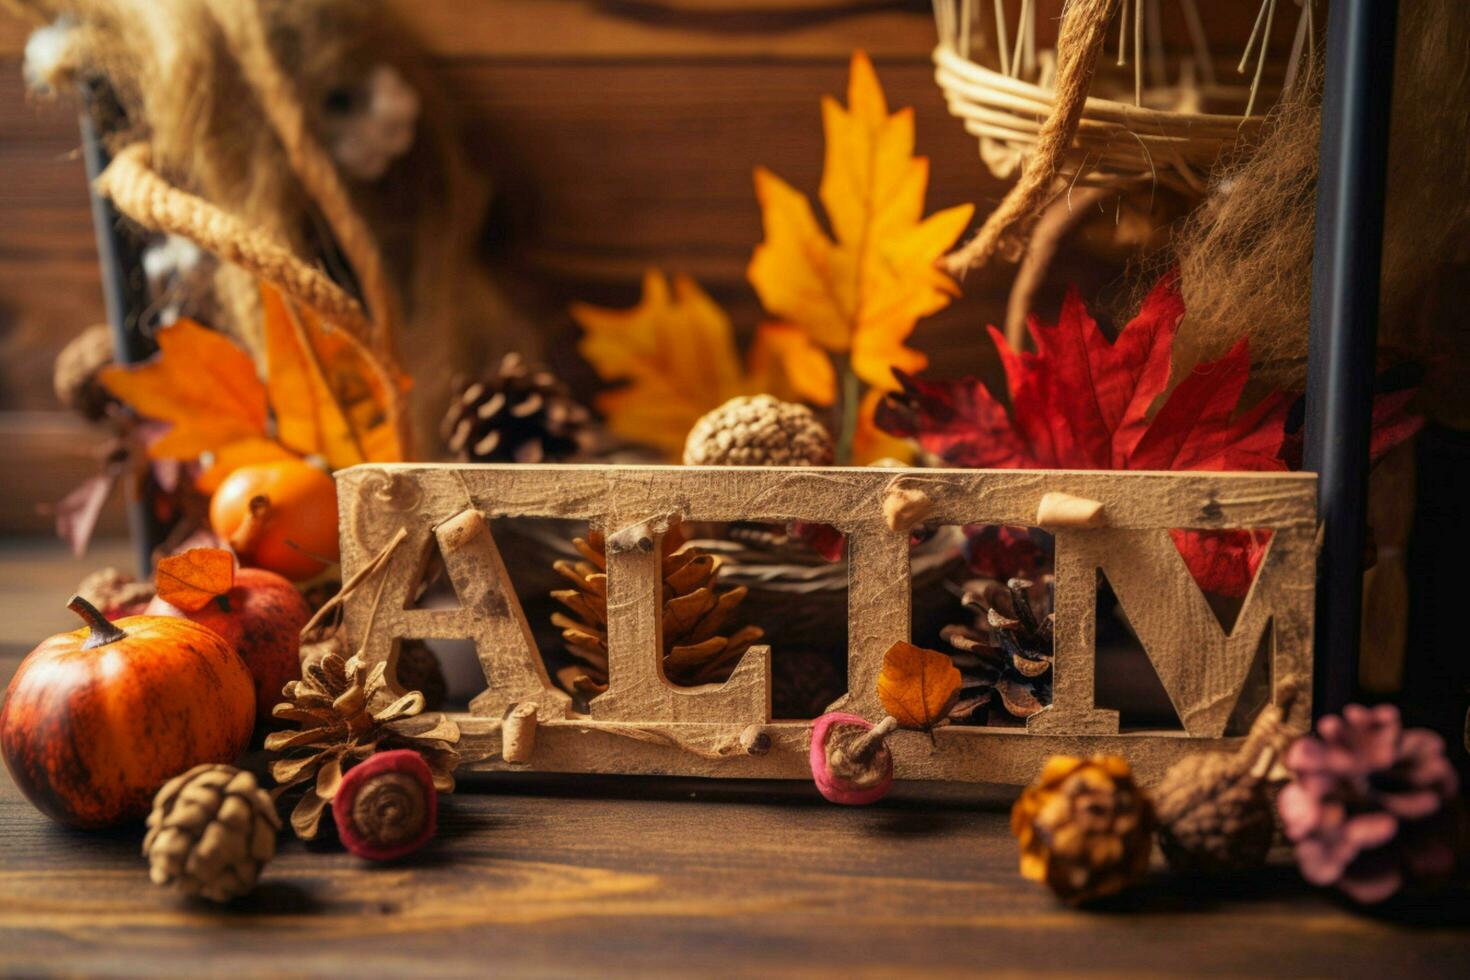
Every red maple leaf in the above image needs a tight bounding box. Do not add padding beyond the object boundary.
[876,274,1420,598]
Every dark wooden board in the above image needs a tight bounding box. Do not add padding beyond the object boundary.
[2,539,1468,978]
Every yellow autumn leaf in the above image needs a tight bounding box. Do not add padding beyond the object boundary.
[573,270,833,458]
[877,640,962,730]
[747,50,973,391]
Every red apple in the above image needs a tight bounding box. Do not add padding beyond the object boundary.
[147,567,310,726]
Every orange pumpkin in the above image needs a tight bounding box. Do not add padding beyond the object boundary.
[0,597,256,828]
[210,459,339,581]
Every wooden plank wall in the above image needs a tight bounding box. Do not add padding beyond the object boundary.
[0,1,1287,535]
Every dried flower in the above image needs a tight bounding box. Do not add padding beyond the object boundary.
[1153,690,1301,873]
[1278,703,1459,903]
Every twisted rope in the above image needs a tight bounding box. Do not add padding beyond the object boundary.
[95,143,371,337]
[945,0,1122,278]
[204,0,400,361]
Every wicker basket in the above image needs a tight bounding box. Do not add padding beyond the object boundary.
[931,0,1314,194]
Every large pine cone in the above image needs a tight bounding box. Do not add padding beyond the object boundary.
[552,528,763,696]
[143,765,280,902]
[941,577,1053,723]
[266,650,460,839]
[1278,703,1460,903]
[442,352,591,463]
[1012,754,1155,905]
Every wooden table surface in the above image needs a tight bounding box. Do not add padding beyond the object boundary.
[2,539,1467,978]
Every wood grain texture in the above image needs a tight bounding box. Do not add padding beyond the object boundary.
[337,463,1315,785]
[1,540,1467,978]
[0,414,129,538]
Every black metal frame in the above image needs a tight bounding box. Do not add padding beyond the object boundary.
[1303,0,1398,715]
[78,88,160,576]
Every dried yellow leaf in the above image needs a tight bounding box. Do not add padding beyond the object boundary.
[747,51,974,391]
[877,640,962,731]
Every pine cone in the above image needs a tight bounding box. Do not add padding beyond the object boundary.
[266,650,461,839]
[299,634,446,713]
[394,640,448,712]
[1012,754,1155,905]
[53,323,118,421]
[75,566,155,619]
[1278,703,1460,903]
[1153,689,1302,873]
[442,352,591,463]
[683,395,833,466]
[772,649,844,719]
[143,764,280,902]
[551,528,763,696]
[941,577,1053,723]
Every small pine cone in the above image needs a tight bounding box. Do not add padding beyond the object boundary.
[143,764,280,903]
[772,649,844,719]
[1012,754,1155,905]
[75,566,155,619]
[394,640,447,712]
[442,352,591,463]
[1278,703,1460,904]
[1153,691,1301,874]
[53,324,118,421]
[683,395,833,466]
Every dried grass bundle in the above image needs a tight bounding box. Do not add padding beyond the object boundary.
[9,0,533,440]
[1157,0,1470,398]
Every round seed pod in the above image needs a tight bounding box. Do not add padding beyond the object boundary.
[683,395,834,467]
[333,750,438,861]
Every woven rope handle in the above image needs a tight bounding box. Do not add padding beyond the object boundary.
[96,142,373,337]
[945,0,1121,283]
[95,143,372,337]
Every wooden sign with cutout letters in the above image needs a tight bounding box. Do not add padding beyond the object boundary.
[336,464,1316,785]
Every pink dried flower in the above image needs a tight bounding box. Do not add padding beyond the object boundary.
[1278,703,1459,904]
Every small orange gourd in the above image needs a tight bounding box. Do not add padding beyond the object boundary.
[209,459,339,581]
[0,597,256,827]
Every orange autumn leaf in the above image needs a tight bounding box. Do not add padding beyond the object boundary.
[748,51,973,391]
[262,283,405,468]
[877,640,962,730]
[746,323,836,408]
[99,286,405,490]
[196,437,300,494]
[155,547,236,611]
[573,270,833,458]
[853,388,913,465]
[99,319,269,460]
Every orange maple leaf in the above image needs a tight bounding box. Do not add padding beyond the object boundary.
[100,284,405,490]
[572,270,833,459]
[155,547,236,611]
[747,51,973,391]
[99,319,269,460]
[877,640,962,731]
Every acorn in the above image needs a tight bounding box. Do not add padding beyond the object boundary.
[809,712,897,805]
